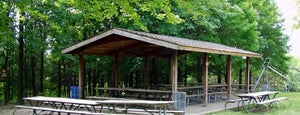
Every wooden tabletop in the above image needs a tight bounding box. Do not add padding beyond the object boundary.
[23,96,99,105]
[238,91,279,98]
[23,96,63,101]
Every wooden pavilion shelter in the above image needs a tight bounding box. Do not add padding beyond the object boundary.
[62,28,261,107]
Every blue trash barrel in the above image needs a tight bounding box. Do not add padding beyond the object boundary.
[70,86,81,99]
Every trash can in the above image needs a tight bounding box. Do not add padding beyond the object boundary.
[172,92,186,115]
[70,86,81,99]
[261,84,270,91]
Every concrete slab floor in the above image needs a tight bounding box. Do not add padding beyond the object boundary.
[186,101,240,115]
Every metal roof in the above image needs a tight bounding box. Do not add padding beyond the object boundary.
[62,28,262,58]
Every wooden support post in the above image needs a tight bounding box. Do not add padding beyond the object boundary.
[78,52,84,99]
[226,55,232,99]
[115,54,120,88]
[245,57,250,93]
[170,51,178,92]
[203,53,208,107]
[79,52,84,89]
[144,57,149,87]
[169,58,173,87]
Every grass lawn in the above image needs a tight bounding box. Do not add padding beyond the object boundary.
[210,92,300,115]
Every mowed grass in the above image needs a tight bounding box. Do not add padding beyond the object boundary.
[210,92,300,115]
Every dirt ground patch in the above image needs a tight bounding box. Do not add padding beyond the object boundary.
[0,104,31,115]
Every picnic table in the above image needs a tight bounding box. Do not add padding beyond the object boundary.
[96,99,178,114]
[96,87,172,100]
[178,84,227,104]
[20,96,181,115]
[238,91,279,112]
[23,96,100,112]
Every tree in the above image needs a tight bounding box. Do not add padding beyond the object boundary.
[294,0,300,28]
[254,0,290,72]
[0,1,15,104]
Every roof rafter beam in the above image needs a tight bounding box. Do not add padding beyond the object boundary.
[136,47,175,58]
[107,42,156,55]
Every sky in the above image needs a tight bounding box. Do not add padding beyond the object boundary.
[275,0,300,57]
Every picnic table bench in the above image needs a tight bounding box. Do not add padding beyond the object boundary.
[13,105,114,115]
[224,98,250,110]
[115,108,185,115]
[86,96,184,114]
[256,97,288,111]
[17,96,183,115]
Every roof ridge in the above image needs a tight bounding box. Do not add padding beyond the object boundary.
[114,28,258,54]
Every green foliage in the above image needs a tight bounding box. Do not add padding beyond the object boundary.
[294,0,300,29]
[253,0,290,72]
[0,1,14,50]
[287,57,300,90]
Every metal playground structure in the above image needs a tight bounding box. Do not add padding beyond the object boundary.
[253,58,299,91]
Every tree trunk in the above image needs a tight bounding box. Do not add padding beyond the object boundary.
[92,68,97,96]
[31,54,37,96]
[88,69,92,96]
[197,55,203,84]
[218,55,223,84]
[108,58,114,96]
[151,59,157,88]
[39,52,44,94]
[17,19,25,104]
[135,70,139,88]
[224,68,227,84]
[62,58,69,97]
[9,64,14,101]
[249,71,252,90]
[217,70,222,84]
[178,67,182,85]
[129,72,133,87]
[24,53,28,97]
[239,68,242,89]
[124,70,128,87]
[57,60,62,97]
[99,63,105,95]
[4,49,11,104]
[108,59,114,88]
[184,64,187,86]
